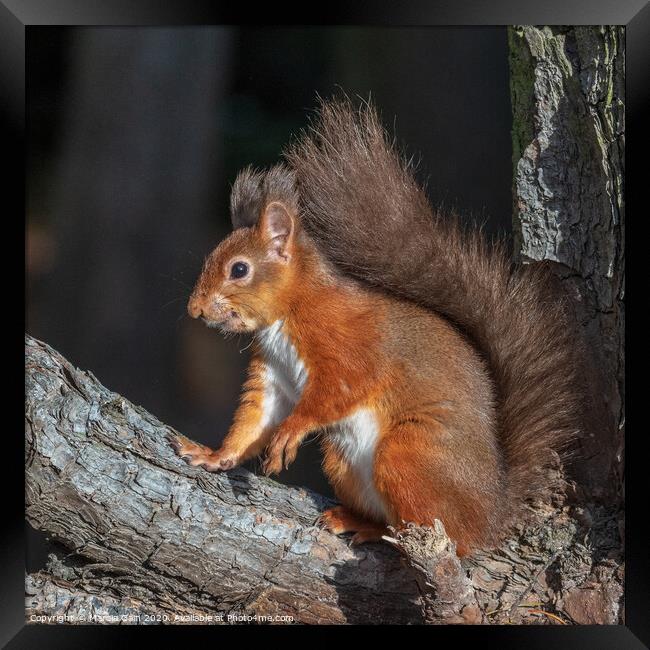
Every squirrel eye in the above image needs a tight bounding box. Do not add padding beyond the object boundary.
[230,261,249,279]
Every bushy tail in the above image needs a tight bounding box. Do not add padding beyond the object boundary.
[284,98,581,509]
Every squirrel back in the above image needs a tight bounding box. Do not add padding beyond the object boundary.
[284,99,581,517]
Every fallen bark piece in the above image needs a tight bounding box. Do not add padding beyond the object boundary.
[386,521,484,624]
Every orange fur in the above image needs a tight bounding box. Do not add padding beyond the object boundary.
[179,203,503,555]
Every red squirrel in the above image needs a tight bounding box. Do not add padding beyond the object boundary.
[173,99,580,557]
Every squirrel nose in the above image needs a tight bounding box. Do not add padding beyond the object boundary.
[187,298,203,319]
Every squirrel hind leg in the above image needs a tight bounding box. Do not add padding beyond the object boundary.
[374,421,502,557]
[316,505,388,545]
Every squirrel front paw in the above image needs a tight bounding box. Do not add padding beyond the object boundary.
[170,435,239,472]
[261,428,305,476]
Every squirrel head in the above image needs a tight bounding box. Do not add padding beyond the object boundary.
[187,165,302,334]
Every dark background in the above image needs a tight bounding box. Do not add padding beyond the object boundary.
[26,26,512,505]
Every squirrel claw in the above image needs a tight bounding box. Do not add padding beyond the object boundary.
[261,451,283,476]
[262,462,278,477]
[200,462,216,471]
[314,514,329,529]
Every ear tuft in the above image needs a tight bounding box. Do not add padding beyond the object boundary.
[230,166,265,229]
[230,164,298,231]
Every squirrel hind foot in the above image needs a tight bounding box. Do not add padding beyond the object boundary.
[317,505,388,544]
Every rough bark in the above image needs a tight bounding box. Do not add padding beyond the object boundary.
[506,25,625,627]
[25,335,623,625]
[508,25,625,503]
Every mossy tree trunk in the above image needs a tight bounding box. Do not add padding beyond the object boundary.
[508,25,625,504]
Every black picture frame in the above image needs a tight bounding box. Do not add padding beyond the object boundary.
[6,1,646,647]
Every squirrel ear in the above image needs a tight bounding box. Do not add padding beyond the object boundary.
[259,201,295,262]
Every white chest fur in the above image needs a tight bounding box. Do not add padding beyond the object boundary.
[329,408,388,522]
[256,322,387,523]
[256,320,308,428]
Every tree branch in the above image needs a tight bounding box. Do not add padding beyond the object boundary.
[25,335,422,624]
[25,335,623,624]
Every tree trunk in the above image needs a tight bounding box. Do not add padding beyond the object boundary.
[25,335,623,624]
[508,25,625,504]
